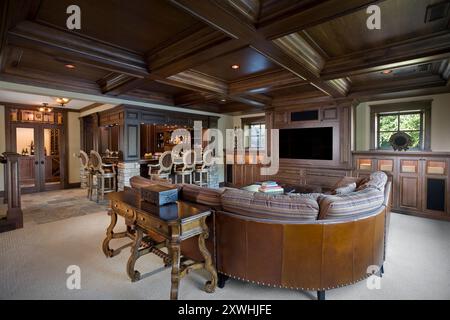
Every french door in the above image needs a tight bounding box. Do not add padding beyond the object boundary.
[12,123,65,193]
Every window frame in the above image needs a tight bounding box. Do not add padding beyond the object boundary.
[369,100,431,151]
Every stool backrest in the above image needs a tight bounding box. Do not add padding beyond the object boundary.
[202,149,214,169]
[79,150,89,169]
[182,150,196,171]
[90,150,103,172]
[159,151,173,173]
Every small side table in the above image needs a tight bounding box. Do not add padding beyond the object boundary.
[103,191,217,300]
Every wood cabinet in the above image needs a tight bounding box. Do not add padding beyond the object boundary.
[353,151,450,220]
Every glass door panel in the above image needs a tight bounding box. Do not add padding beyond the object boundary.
[43,128,61,187]
[16,127,38,189]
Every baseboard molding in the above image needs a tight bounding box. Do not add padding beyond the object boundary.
[67,183,81,189]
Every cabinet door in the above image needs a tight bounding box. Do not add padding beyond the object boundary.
[398,159,422,211]
[233,165,244,187]
[399,176,421,211]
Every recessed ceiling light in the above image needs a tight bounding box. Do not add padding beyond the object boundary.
[221,99,227,102]
[382,69,393,74]
[231,64,240,70]
[65,64,76,69]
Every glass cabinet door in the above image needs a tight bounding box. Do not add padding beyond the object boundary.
[43,128,62,189]
[15,127,39,191]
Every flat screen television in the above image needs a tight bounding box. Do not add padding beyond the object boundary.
[279,127,333,160]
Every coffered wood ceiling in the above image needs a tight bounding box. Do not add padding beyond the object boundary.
[1,0,450,115]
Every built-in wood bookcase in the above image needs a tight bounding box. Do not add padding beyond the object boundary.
[353,151,450,221]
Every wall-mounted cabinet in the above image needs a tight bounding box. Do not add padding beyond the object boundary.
[353,151,450,220]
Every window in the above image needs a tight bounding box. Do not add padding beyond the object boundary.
[369,101,431,151]
[248,123,265,150]
[241,116,266,150]
[377,112,423,150]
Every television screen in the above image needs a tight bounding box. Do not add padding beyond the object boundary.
[279,127,333,160]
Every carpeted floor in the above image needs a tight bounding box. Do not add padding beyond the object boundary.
[0,208,449,300]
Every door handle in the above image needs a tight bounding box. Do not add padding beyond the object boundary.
[41,161,44,165]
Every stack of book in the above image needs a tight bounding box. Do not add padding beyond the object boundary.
[258,181,284,193]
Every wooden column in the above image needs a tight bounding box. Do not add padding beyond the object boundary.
[1,152,23,232]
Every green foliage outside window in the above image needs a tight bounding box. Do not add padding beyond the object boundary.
[378,112,422,149]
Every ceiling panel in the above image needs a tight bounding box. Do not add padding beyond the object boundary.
[193,47,279,81]
[5,46,109,83]
[36,0,200,53]
[305,0,449,58]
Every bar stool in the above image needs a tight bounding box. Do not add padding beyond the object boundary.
[193,150,213,187]
[148,151,173,181]
[90,150,116,203]
[79,150,90,191]
[173,150,195,184]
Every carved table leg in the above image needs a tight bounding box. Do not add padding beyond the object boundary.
[127,226,143,282]
[102,209,118,257]
[164,240,173,267]
[198,216,217,293]
[169,239,181,300]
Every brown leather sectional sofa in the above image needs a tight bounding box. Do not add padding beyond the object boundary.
[129,174,392,300]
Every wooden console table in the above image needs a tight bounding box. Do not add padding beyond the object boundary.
[102,191,217,300]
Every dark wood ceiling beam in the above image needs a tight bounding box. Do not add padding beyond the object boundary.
[228,93,270,108]
[259,0,381,40]
[348,74,446,98]
[229,69,308,94]
[217,102,262,114]
[168,0,345,97]
[119,89,174,106]
[8,21,149,77]
[158,70,228,95]
[174,92,215,107]
[97,73,138,94]
[322,31,450,80]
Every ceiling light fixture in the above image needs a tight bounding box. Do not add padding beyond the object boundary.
[382,69,393,74]
[231,64,240,70]
[65,64,76,69]
[55,97,71,106]
[221,99,227,102]
[39,103,52,112]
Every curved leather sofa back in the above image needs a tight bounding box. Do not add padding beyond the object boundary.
[215,182,391,291]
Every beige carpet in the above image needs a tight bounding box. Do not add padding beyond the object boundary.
[0,210,449,300]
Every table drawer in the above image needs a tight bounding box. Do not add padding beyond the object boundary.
[136,212,169,237]
[111,200,136,221]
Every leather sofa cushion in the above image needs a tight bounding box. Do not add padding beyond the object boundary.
[180,184,224,209]
[318,187,385,220]
[221,189,320,220]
